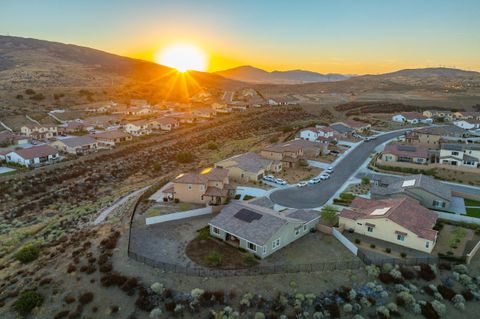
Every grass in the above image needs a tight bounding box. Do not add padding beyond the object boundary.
[448,227,467,248]
[179,202,191,211]
[243,195,256,201]
[146,208,162,218]
[466,207,480,218]
[464,199,480,207]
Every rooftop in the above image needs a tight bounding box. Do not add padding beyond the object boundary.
[11,145,58,160]
[56,136,97,148]
[217,152,274,173]
[383,143,429,158]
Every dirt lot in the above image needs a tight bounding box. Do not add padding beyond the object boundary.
[433,224,480,256]
[275,166,323,183]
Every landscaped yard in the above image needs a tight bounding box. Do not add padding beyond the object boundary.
[465,199,480,207]
[433,224,477,256]
[466,207,480,218]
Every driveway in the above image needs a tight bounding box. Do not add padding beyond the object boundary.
[269,130,405,208]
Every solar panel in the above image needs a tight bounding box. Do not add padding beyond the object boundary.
[234,209,262,223]
[397,145,417,152]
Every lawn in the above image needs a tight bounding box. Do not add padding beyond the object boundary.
[464,199,480,207]
[466,207,480,218]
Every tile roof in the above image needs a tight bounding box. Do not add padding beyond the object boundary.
[442,143,480,152]
[93,130,131,140]
[401,112,428,120]
[330,123,353,134]
[415,125,467,137]
[371,174,452,201]
[383,143,429,159]
[174,167,229,184]
[57,136,97,148]
[217,152,273,173]
[209,202,318,245]
[339,197,438,240]
[11,145,58,160]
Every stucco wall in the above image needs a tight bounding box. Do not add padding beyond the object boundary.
[174,183,208,204]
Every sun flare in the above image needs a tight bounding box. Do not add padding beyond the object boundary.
[156,43,208,72]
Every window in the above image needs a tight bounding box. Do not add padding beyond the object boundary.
[199,185,204,191]
[247,242,257,252]
[397,234,405,241]
[272,238,280,250]
[433,200,445,208]
[303,224,307,232]
[426,241,430,248]
[367,226,373,233]
[295,228,300,236]
[263,246,267,255]
[452,151,459,156]
[357,223,363,226]
[187,184,192,190]
[212,227,220,235]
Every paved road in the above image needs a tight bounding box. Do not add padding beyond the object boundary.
[269,131,405,208]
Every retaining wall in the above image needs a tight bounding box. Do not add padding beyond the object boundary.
[146,206,213,225]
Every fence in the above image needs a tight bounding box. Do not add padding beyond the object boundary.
[145,207,213,225]
[357,249,439,266]
[128,251,365,277]
[332,228,358,255]
[437,212,480,225]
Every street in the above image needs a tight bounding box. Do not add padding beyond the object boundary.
[269,131,405,208]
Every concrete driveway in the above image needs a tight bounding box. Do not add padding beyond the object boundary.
[269,130,405,208]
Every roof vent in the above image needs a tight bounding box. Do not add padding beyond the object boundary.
[402,179,416,187]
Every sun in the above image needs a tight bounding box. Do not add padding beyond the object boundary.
[156,43,208,72]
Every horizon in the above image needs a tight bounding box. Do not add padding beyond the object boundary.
[2,0,480,74]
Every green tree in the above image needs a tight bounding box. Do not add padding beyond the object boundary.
[361,176,370,185]
[321,205,339,226]
[15,243,40,263]
[205,250,223,267]
[14,291,43,315]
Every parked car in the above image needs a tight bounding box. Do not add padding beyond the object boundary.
[296,181,308,187]
[330,150,339,155]
[326,166,334,173]
[365,136,377,142]
[263,175,274,182]
[319,173,330,180]
[275,178,287,185]
[308,177,321,184]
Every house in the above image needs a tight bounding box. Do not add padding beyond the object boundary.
[439,143,480,168]
[51,136,98,155]
[20,124,58,139]
[0,131,29,146]
[93,130,132,147]
[261,141,305,168]
[339,197,438,253]
[84,101,115,113]
[209,202,319,258]
[453,119,480,130]
[371,174,452,211]
[329,123,353,138]
[83,115,121,130]
[215,152,282,183]
[4,145,59,167]
[332,120,371,133]
[59,122,87,134]
[289,138,328,157]
[153,118,180,131]
[169,113,197,124]
[381,143,430,164]
[124,120,152,136]
[299,126,335,142]
[125,107,153,116]
[423,110,454,121]
[392,113,433,124]
[170,168,236,205]
[193,108,217,118]
[405,126,468,148]
[453,111,480,120]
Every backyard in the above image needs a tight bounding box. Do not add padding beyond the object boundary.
[433,224,480,257]
[465,199,480,218]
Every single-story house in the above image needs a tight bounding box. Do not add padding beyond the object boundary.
[209,202,320,258]
[371,174,452,211]
[193,108,217,118]
[299,126,336,142]
[154,117,180,131]
[453,111,480,120]
[392,112,433,124]
[124,120,152,136]
[93,130,133,147]
[3,145,59,167]
[339,197,438,253]
[51,136,98,155]
[329,123,353,138]
[453,120,480,130]
[422,110,454,121]
[0,131,29,146]
[332,120,371,133]
[381,143,429,164]
[215,152,282,183]
[20,124,58,139]
[171,167,236,205]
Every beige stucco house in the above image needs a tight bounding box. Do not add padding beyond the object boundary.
[339,197,438,253]
[170,168,236,205]
[215,152,282,183]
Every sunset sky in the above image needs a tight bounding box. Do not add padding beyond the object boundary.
[2,0,480,74]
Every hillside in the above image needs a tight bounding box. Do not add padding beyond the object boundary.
[216,65,349,84]
[0,36,242,115]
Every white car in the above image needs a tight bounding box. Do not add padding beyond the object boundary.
[308,178,320,184]
[326,167,334,173]
[296,181,308,187]
[275,178,287,185]
[319,173,330,180]
[263,175,274,182]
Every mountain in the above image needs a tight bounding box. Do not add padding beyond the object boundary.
[0,35,242,114]
[215,65,350,84]
[370,67,480,79]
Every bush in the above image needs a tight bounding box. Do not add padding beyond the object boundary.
[385,248,391,253]
[269,136,279,143]
[437,285,455,300]
[207,142,218,150]
[339,192,355,202]
[400,252,407,258]
[196,227,210,240]
[354,239,361,244]
[176,152,194,163]
[361,176,370,185]
[30,93,45,101]
[370,244,376,249]
[242,253,257,266]
[25,88,36,95]
[205,251,222,267]
[378,273,394,284]
[15,243,40,263]
[14,291,43,315]
[79,292,94,305]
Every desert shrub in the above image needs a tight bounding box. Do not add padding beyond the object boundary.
[79,292,94,305]
[14,291,43,315]
[242,253,257,266]
[421,302,440,319]
[370,243,376,249]
[354,239,361,244]
[379,273,394,284]
[196,227,210,240]
[15,243,40,263]
[99,263,113,273]
[437,285,455,300]
[136,288,155,312]
[205,251,222,267]
[207,142,218,150]
[418,264,436,281]
[54,310,70,319]
[67,264,76,273]
[385,248,391,253]
[361,176,370,185]
[110,305,119,313]
[399,267,415,280]
[30,93,46,101]
[176,152,194,163]
[25,89,36,95]
[64,295,76,304]
[461,290,474,301]
[327,303,340,318]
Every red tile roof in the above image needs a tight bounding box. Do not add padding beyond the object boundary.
[12,145,58,160]
[339,197,438,241]
[383,143,429,159]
